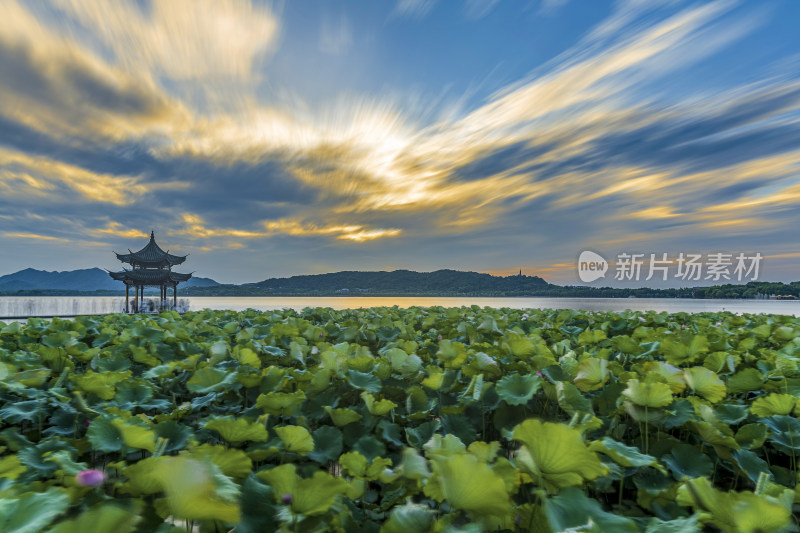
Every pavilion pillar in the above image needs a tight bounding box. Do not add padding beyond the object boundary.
[125,285,129,313]
[134,285,139,313]
[173,284,177,308]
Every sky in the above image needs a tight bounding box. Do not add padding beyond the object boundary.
[0,0,799,287]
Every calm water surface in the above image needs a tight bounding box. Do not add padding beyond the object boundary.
[1,296,799,318]
[188,296,800,315]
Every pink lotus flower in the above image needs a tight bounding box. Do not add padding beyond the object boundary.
[281,493,293,504]
[76,469,106,487]
[437,334,443,340]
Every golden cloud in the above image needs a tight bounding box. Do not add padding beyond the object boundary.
[0,0,188,142]
[176,213,402,243]
[0,148,151,205]
[56,0,279,81]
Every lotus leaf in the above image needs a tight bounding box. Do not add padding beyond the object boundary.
[683,367,727,403]
[435,453,511,517]
[152,456,240,523]
[274,425,314,455]
[257,464,347,516]
[205,417,268,444]
[622,379,673,408]
[513,418,607,492]
[749,393,797,417]
[677,477,792,533]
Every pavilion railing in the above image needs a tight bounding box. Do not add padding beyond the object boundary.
[128,298,191,314]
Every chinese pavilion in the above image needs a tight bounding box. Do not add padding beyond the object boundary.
[108,231,192,313]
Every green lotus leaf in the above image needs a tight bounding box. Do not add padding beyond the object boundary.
[421,367,444,390]
[731,449,770,484]
[153,420,193,453]
[12,368,52,387]
[151,456,240,523]
[467,440,501,463]
[512,418,607,492]
[0,400,43,424]
[347,369,382,392]
[191,444,253,478]
[121,457,163,495]
[50,503,142,533]
[0,455,25,480]
[641,361,686,393]
[662,443,713,480]
[237,475,279,533]
[399,447,431,480]
[544,486,639,532]
[0,487,69,533]
[749,393,796,417]
[205,417,268,444]
[577,328,607,346]
[683,367,726,403]
[556,381,594,415]
[735,423,769,449]
[255,391,306,416]
[727,368,765,394]
[435,453,511,517]
[441,414,478,445]
[257,464,347,516]
[73,370,131,400]
[573,357,609,391]
[714,404,750,425]
[339,451,369,478]
[676,477,792,533]
[361,391,398,416]
[187,367,239,394]
[129,345,160,367]
[324,406,363,426]
[423,433,466,458]
[87,417,124,452]
[382,502,435,533]
[496,373,541,406]
[660,335,709,366]
[762,415,800,452]
[436,339,468,369]
[689,420,740,450]
[236,347,261,368]
[589,437,665,472]
[109,419,156,452]
[274,425,314,455]
[405,420,439,449]
[207,340,229,364]
[622,379,673,408]
[308,426,343,464]
[504,332,536,358]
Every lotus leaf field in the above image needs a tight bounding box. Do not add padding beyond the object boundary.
[1,306,800,532]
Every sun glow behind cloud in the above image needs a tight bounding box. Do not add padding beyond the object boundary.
[0,0,798,284]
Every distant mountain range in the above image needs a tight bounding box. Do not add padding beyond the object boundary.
[4,267,792,299]
[0,268,219,293]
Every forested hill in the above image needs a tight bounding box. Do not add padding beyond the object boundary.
[187,269,551,296]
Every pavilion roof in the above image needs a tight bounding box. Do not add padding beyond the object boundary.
[115,231,187,266]
[109,269,192,285]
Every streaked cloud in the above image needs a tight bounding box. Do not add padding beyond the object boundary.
[0,147,149,205]
[55,0,279,81]
[0,0,798,284]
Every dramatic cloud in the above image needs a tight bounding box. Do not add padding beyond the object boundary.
[0,0,798,284]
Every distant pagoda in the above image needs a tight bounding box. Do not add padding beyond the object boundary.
[109,231,192,313]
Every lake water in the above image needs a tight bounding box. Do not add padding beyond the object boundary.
[1,295,799,318]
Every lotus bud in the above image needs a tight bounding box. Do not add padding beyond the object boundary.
[76,469,106,487]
